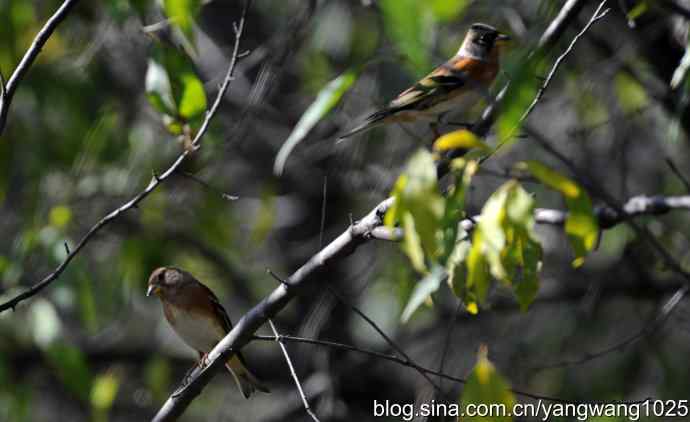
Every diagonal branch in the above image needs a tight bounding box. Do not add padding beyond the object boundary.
[0,0,80,136]
[0,1,250,314]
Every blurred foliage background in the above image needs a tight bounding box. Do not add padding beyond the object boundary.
[1,0,690,421]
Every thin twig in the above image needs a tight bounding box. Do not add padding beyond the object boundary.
[0,0,248,314]
[531,285,689,371]
[438,301,462,395]
[666,158,690,192]
[251,334,647,405]
[176,172,239,201]
[0,0,80,136]
[269,320,320,422]
[326,285,442,392]
[521,1,611,123]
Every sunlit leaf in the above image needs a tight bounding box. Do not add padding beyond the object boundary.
[49,205,72,229]
[91,372,119,411]
[400,265,444,323]
[163,0,201,40]
[402,150,444,257]
[446,237,470,297]
[402,212,427,274]
[178,71,207,120]
[522,161,598,266]
[274,69,358,175]
[461,345,515,421]
[433,129,491,153]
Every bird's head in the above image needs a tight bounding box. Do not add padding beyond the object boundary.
[459,23,511,59]
[146,266,187,297]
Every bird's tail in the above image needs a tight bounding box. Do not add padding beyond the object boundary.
[337,110,390,142]
[226,355,270,399]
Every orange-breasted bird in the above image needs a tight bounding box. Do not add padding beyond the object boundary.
[338,23,510,140]
[147,267,269,398]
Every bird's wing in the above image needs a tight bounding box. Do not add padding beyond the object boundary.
[198,282,234,333]
[387,56,471,112]
[198,282,253,367]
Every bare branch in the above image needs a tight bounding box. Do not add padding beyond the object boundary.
[0,0,249,314]
[0,0,80,136]
[268,320,320,422]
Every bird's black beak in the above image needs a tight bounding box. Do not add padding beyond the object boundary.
[147,284,160,297]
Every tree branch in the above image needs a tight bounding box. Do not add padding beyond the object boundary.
[0,0,249,314]
[0,0,80,136]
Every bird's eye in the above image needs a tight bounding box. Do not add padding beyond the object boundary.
[158,272,165,283]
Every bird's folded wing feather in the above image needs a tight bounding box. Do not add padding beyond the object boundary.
[200,283,253,367]
[387,56,470,111]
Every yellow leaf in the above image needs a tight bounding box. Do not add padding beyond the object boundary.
[433,129,490,153]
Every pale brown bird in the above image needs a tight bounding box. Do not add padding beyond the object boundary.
[147,267,269,398]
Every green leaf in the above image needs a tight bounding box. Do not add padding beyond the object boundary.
[402,150,444,258]
[91,372,119,411]
[274,69,358,175]
[163,0,201,40]
[402,212,427,274]
[476,183,511,281]
[440,160,477,262]
[461,346,515,422]
[379,0,431,75]
[386,149,445,272]
[400,265,444,323]
[522,161,598,266]
[466,230,489,310]
[178,71,207,120]
[446,237,471,297]
[145,58,177,116]
[49,205,71,229]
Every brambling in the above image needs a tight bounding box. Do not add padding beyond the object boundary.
[147,267,269,398]
[338,23,510,140]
